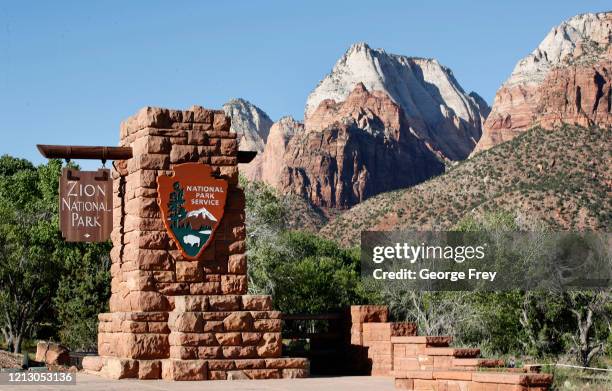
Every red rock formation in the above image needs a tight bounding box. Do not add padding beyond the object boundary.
[475,12,612,153]
[537,61,612,129]
[252,84,444,208]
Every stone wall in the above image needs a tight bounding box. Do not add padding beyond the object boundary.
[347,305,553,390]
[348,305,417,376]
[83,106,308,380]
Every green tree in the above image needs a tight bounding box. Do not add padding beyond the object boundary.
[0,158,63,353]
[0,156,112,352]
[241,177,372,314]
[168,181,187,228]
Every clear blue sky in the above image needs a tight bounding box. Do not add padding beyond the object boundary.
[1,1,609,168]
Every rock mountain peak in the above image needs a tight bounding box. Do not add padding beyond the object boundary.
[306,42,488,160]
[475,11,611,153]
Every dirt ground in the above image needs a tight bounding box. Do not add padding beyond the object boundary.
[0,350,22,368]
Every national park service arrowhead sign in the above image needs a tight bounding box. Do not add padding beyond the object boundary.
[157,163,227,260]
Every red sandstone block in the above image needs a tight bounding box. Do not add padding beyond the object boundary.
[391,322,418,337]
[147,321,169,333]
[207,360,236,371]
[131,135,171,155]
[198,346,223,359]
[151,270,174,282]
[169,346,198,359]
[208,295,241,311]
[176,261,204,282]
[223,312,254,331]
[189,282,221,295]
[170,312,203,333]
[103,358,138,379]
[417,354,434,370]
[264,358,309,369]
[169,145,198,163]
[250,310,282,319]
[212,112,231,130]
[121,320,148,333]
[156,282,190,295]
[434,356,454,369]
[203,321,225,332]
[242,295,273,311]
[124,272,156,292]
[363,323,391,341]
[453,358,505,368]
[244,369,281,379]
[351,331,363,345]
[282,368,309,378]
[221,275,247,294]
[242,332,262,345]
[253,319,282,332]
[220,138,237,155]
[124,216,167,233]
[468,383,486,391]
[123,107,172,133]
[222,345,257,359]
[234,359,266,369]
[202,258,228,274]
[371,368,391,376]
[216,332,242,346]
[127,154,170,173]
[227,239,245,254]
[162,359,207,381]
[197,145,220,157]
[82,356,105,372]
[395,379,414,389]
[257,333,281,358]
[128,312,168,322]
[187,129,210,144]
[391,336,453,346]
[168,332,216,346]
[396,357,420,371]
[369,342,393,355]
[472,372,527,385]
[201,312,231,321]
[209,370,226,380]
[228,254,247,274]
[118,333,169,359]
[125,197,160,218]
[403,370,434,380]
[350,305,389,323]
[174,296,208,312]
[128,291,170,312]
[414,379,439,390]
[189,106,211,124]
[125,169,158,189]
[471,372,548,386]
[433,371,473,381]
[129,249,171,270]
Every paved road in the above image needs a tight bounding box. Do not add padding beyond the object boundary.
[0,373,396,391]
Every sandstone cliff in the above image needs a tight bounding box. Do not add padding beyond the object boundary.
[223,98,273,152]
[305,42,488,161]
[474,12,612,153]
[251,84,445,208]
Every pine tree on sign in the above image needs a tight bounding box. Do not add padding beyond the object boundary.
[168,181,187,228]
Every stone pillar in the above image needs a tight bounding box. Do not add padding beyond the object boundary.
[83,106,308,380]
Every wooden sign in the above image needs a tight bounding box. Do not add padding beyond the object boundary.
[157,163,228,260]
[59,168,113,242]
